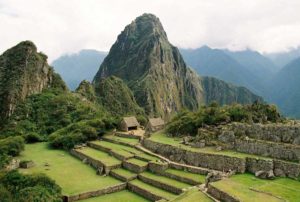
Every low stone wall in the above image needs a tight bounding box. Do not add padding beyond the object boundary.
[245,157,274,173]
[109,150,133,161]
[116,132,141,140]
[63,183,126,202]
[148,162,169,173]
[273,160,300,179]
[223,122,300,145]
[169,163,209,175]
[235,139,300,162]
[138,174,183,194]
[70,149,121,173]
[207,184,240,202]
[122,161,148,173]
[143,139,246,173]
[128,182,163,201]
[161,171,199,186]
[109,170,137,182]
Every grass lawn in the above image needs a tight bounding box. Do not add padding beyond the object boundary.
[165,168,206,184]
[126,158,149,167]
[170,187,213,202]
[140,172,191,189]
[149,133,270,160]
[211,173,300,202]
[104,135,140,145]
[77,147,121,167]
[19,143,122,196]
[90,140,135,158]
[80,190,149,202]
[130,179,177,200]
[111,168,137,179]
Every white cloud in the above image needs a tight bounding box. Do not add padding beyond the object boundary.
[1,0,300,62]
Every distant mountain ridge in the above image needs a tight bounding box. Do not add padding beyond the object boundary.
[52,49,107,90]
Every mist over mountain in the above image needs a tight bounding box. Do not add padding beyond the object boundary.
[52,50,107,90]
[268,57,300,118]
[265,47,300,69]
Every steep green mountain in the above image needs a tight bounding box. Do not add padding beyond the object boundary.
[268,57,300,118]
[93,14,261,118]
[180,47,266,95]
[52,49,107,90]
[0,41,67,126]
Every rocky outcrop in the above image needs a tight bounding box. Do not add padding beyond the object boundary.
[93,13,261,119]
[0,41,66,125]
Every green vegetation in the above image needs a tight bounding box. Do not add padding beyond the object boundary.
[0,170,62,202]
[1,89,108,139]
[77,147,121,166]
[126,158,148,167]
[80,190,149,202]
[140,172,191,189]
[103,134,139,145]
[130,179,177,200]
[95,76,145,116]
[91,140,138,157]
[167,102,283,136]
[211,173,300,202]
[0,136,25,169]
[170,187,213,202]
[19,143,121,195]
[165,169,206,184]
[49,119,116,149]
[111,168,137,179]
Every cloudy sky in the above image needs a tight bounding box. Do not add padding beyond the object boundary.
[1,0,300,62]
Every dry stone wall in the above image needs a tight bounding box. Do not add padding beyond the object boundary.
[223,122,300,145]
[63,183,126,202]
[207,184,240,202]
[128,182,163,201]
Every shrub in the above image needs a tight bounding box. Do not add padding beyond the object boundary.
[24,132,44,143]
[0,136,24,156]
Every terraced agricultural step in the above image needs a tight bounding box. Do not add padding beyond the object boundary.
[128,179,177,202]
[161,168,206,185]
[70,147,121,173]
[122,158,148,173]
[102,135,140,147]
[88,141,135,160]
[110,168,137,182]
[138,172,191,194]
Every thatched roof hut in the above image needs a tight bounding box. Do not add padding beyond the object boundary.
[146,118,165,132]
[120,116,140,131]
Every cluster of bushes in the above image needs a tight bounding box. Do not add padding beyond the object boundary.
[1,89,106,140]
[0,136,24,169]
[49,118,117,149]
[0,170,62,202]
[167,102,283,136]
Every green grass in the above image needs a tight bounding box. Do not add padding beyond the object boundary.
[136,152,159,162]
[170,187,213,202]
[80,190,149,202]
[111,168,137,179]
[149,133,270,160]
[104,134,140,145]
[126,158,148,167]
[212,173,300,202]
[140,172,191,189]
[130,179,177,200]
[77,147,121,167]
[165,169,206,184]
[18,143,122,195]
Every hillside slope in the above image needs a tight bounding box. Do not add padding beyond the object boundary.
[94,14,262,118]
[0,41,66,126]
